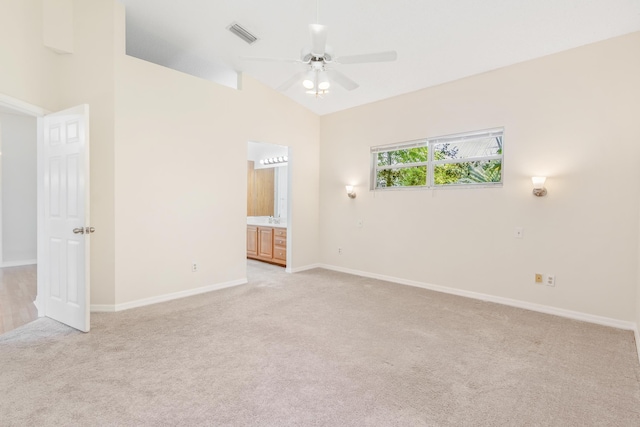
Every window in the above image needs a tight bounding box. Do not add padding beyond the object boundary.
[371,128,503,190]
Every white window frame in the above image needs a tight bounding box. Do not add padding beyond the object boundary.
[371,128,504,190]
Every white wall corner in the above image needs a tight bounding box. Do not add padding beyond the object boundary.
[43,0,74,54]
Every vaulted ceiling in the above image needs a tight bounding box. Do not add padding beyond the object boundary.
[120,0,640,115]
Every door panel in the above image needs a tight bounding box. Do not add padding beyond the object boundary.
[43,105,90,332]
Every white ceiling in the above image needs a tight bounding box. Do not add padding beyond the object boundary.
[119,0,640,116]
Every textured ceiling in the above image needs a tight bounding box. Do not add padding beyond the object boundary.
[120,0,640,116]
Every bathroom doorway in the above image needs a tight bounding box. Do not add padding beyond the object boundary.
[246,141,290,269]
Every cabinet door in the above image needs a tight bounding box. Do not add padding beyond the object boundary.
[247,226,258,257]
[258,227,273,259]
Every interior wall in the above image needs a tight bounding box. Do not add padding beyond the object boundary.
[0,0,319,308]
[637,208,640,333]
[113,56,320,304]
[0,0,58,109]
[0,113,37,263]
[0,0,119,305]
[319,32,640,322]
[53,0,119,306]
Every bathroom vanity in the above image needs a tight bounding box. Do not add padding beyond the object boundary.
[247,218,287,266]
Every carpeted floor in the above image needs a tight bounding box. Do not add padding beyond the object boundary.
[1,260,639,426]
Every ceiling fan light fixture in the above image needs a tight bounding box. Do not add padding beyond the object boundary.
[302,70,316,89]
[317,72,330,90]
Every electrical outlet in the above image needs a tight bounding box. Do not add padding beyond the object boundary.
[338,248,342,255]
[535,273,543,283]
[514,227,523,238]
[192,262,198,272]
[546,274,555,287]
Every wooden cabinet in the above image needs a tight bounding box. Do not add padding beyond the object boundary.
[257,227,273,259]
[273,228,287,263]
[246,226,258,257]
[247,225,286,266]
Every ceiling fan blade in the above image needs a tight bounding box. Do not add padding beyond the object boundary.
[327,70,359,91]
[240,56,301,64]
[277,72,305,92]
[337,51,398,64]
[309,24,328,57]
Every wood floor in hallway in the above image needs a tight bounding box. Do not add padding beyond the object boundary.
[0,265,37,335]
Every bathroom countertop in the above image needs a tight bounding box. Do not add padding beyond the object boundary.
[247,217,287,229]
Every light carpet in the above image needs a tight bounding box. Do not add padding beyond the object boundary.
[1,260,639,426]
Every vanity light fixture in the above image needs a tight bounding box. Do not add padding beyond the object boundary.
[259,156,288,165]
[532,176,547,197]
[346,185,356,199]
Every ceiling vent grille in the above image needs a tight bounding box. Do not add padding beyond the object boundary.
[227,22,258,45]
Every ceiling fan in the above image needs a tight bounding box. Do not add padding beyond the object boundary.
[243,23,397,96]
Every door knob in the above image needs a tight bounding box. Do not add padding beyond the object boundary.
[85,227,95,234]
[72,227,85,234]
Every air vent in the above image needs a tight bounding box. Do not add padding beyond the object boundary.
[227,22,258,45]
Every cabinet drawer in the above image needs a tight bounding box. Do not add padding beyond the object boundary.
[274,228,287,238]
[273,247,287,261]
[274,237,287,247]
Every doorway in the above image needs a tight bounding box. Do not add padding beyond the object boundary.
[246,141,291,269]
[0,103,39,333]
[0,93,91,333]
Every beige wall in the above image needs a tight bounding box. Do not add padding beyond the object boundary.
[0,0,58,110]
[319,32,640,322]
[113,56,320,304]
[1,0,638,324]
[638,206,640,331]
[54,0,119,305]
[0,0,117,304]
[0,0,320,308]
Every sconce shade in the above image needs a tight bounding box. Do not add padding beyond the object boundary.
[531,176,547,197]
[531,176,546,189]
[345,185,356,199]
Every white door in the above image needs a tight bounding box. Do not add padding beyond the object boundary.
[42,105,90,332]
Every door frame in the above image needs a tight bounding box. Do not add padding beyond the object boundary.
[0,93,49,317]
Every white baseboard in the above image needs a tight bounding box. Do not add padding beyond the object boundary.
[90,278,248,313]
[319,264,637,332]
[1,259,37,268]
[287,263,321,274]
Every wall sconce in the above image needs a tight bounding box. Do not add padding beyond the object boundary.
[345,185,356,199]
[532,176,547,197]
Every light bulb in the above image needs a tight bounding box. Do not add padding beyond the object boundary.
[317,72,330,90]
